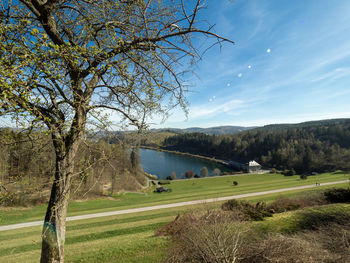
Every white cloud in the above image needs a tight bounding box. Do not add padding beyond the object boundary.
[266,48,271,53]
[237,73,243,78]
[190,99,245,119]
[311,67,350,83]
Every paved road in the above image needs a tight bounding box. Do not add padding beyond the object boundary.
[0,180,348,232]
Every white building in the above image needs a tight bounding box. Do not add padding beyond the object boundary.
[228,159,262,173]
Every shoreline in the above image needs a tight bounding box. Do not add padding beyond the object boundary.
[140,145,229,166]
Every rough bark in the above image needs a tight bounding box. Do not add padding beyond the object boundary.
[40,141,79,263]
[40,107,85,263]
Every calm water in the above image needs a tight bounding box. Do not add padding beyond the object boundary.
[139,148,232,180]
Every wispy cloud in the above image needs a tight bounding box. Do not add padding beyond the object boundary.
[311,67,350,83]
[190,99,245,119]
[151,1,350,129]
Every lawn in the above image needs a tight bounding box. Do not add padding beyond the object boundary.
[1,172,349,226]
[0,175,349,262]
[0,205,198,263]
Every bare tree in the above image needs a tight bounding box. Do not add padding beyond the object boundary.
[0,0,233,262]
[200,166,208,177]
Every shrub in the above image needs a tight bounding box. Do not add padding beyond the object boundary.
[158,210,247,263]
[296,209,350,231]
[200,166,208,177]
[166,176,173,180]
[240,234,329,263]
[283,169,296,176]
[222,199,272,221]
[301,222,350,261]
[159,206,350,263]
[324,188,350,203]
[212,168,221,176]
[156,209,245,237]
[184,170,194,178]
[158,180,171,185]
[267,196,319,213]
[233,181,238,186]
[270,168,277,174]
[300,174,308,180]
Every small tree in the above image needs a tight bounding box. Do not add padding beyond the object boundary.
[130,148,141,175]
[200,166,208,177]
[270,168,277,174]
[185,170,194,179]
[170,171,176,180]
[212,168,221,177]
[283,169,295,176]
[300,174,308,180]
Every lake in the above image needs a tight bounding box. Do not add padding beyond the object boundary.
[139,148,232,180]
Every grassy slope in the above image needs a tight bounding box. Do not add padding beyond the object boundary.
[1,191,350,262]
[1,172,349,226]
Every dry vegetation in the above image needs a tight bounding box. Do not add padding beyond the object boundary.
[0,129,146,207]
[158,188,350,263]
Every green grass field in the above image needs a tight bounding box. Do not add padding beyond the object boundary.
[1,189,349,263]
[1,171,349,226]
[0,172,349,262]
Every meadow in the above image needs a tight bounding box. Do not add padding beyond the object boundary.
[0,172,349,262]
[1,171,349,226]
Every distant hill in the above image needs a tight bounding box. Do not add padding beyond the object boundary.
[253,118,350,132]
[151,125,257,135]
[162,118,350,173]
[152,119,350,135]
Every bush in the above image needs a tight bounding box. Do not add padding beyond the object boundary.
[159,206,350,263]
[166,176,173,180]
[296,209,350,231]
[184,170,194,178]
[267,196,320,213]
[300,174,308,180]
[212,168,221,176]
[200,166,208,177]
[222,199,272,221]
[233,181,238,186]
[158,180,171,185]
[240,234,329,263]
[283,169,296,176]
[156,209,246,237]
[324,188,350,203]
[157,210,247,263]
[301,222,350,261]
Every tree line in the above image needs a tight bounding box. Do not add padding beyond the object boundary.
[162,120,350,173]
[0,128,145,206]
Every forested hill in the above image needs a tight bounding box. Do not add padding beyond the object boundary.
[150,125,256,135]
[254,118,350,132]
[162,119,350,173]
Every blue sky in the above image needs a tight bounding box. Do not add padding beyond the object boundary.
[1,0,350,130]
[154,0,350,128]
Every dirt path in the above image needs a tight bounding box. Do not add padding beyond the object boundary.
[0,180,348,232]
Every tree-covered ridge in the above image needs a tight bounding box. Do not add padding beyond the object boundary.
[0,128,145,206]
[162,120,350,173]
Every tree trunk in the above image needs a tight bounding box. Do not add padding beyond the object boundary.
[40,142,79,263]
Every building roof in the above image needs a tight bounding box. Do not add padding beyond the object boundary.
[248,160,261,167]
